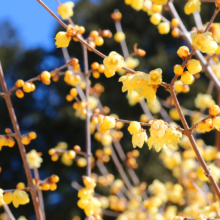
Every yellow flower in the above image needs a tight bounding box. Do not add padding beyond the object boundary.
[158,22,170,35]
[12,190,30,208]
[61,153,73,166]
[57,1,74,20]
[88,96,98,110]
[128,121,141,134]
[3,192,12,205]
[149,68,162,85]
[150,13,161,25]
[131,0,144,11]
[147,99,161,114]
[154,0,168,5]
[169,108,180,121]
[101,133,113,146]
[114,32,126,42]
[102,116,116,130]
[148,136,165,152]
[191,32,218,53]
[126,91,144,106]
[119,71,158,103]
[103,52,124,78]
[142,86,157,103]
[142,0,153,16]
[132,130,148,148]
[213,116,220,131]
[186,59,202,74]
[164,127,182,148]
[149,120,168,138]
[119,74,135,95]
[55,32,71,48]
[195,93,215,110]
[26,149,43,169]
[0,189,4,206]
[184,0,201,15]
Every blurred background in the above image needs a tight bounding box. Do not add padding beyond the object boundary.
[0,0,219,219]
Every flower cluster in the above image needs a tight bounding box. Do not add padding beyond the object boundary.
[119,69,162,102]
[148,120,182,152]
[36,175,59,191]
[21,131,37,145]
[87,30,109,49]
[14,79,36,98]
[99,116,116,133]
[191,32,218,54]
[175,46,202,85]
[90,62,105,79]
[128,121,148,148]
[0,135,15,150]
[77,176,101,216]
[196,105,220,133]
[3,190,29,208]
[103,52,124,78]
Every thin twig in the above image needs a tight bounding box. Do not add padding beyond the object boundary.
[3,204,15,220]
[0,63,43,220]
[34,168,46,220]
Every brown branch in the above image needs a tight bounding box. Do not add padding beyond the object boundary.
[36,0,138,74]
[167,1,220,91]
[115,117,184,133]
[102,210,120,217]
[170,87,220,200]
[83,45,92,179]
[0,63,43,220]
[9,60,73,94]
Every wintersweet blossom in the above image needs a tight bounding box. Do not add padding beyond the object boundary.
[99,116,116,133]
[149,68,163,85]
[150,120,168,138]
[119,70,161,102]
[103,52,124,78]
[184,0,201,15]
[57,1,74,20]
[132,130,148,148]
[191,32,218,53]
[26,149,43,169]
[12,190,30,208]
[164,127,182,148]
[128,121,141,135]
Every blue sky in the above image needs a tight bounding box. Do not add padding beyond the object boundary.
[0,0,69,50]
